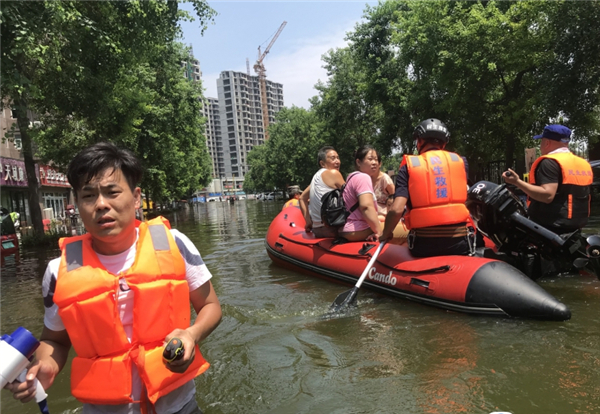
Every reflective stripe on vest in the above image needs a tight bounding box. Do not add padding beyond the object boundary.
[404,150,470,229]
[54,216,209,405]
[66,240,83,271]
[528,152,592,231]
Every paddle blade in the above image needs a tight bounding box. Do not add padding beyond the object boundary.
[330,286,359,313]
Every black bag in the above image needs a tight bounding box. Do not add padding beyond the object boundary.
[320,174,359,228]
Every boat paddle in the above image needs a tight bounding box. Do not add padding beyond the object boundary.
[329,241,386,313]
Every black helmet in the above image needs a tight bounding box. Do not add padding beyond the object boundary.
[413,118,450,143]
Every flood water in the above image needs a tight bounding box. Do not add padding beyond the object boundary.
[2,200,600,414]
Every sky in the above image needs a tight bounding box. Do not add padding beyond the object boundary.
[179,1,377,109]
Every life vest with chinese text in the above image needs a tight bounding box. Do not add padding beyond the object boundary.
[404,150,470,229]
[53,217,209,405]
[528,152,592,232]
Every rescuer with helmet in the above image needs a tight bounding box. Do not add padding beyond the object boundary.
[502,124,592,235]
[381,118,474,257]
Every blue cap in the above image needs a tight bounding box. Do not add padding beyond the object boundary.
[533,124,571,142]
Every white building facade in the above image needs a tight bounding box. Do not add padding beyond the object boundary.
[201,97,223,179]
[216,70,284,179]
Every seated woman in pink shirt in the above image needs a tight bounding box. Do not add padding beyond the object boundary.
[338,145,382,242]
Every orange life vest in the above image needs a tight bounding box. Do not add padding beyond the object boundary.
[404,150,470,229]
[528,152,592,231]
[53,216,209,405]
[283,198,299,209]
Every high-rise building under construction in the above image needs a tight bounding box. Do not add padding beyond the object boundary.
[216,70,284,179]
[200,96,223,179]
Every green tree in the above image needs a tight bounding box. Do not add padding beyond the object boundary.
[346,1,415,156]
[243,144,269,193]
[392,1,552,172]
[1,0,215,233]
[539,1,600,144]
[313,47,385,168]
[315,0,600,179]
[245,107,327,191]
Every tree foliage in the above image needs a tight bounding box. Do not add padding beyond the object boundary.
[244,107,327,192]
[1,0,215,232]
[302,0,600,182]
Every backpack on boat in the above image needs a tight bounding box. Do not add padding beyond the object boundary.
[320,173,359,228]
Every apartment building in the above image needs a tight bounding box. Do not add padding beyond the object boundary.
[216,70,284,179]
[201,97,224,179]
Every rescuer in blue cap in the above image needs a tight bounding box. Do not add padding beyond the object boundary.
[502,124,593,234]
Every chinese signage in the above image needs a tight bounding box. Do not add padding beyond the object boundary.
[39,165,70,188]
[430,155,448,199]
[0,157,29,187]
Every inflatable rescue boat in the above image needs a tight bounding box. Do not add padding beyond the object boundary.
[265,204,572,321]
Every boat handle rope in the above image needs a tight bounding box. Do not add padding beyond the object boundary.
[275,234,454,272]
[277,234,378,258]
[393,265,451,275]
[278,233,322,247]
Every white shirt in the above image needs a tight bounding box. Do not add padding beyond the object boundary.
[42,229,212,414]
[308,168,337,228]
[548,147,571,155]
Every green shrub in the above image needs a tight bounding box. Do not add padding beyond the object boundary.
[20,220,71,248]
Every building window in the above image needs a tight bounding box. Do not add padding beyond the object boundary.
[13,134,22,150]
[43,192,66,219]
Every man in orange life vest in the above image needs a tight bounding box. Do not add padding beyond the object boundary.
[5,142,222,414]
[503,124,593,235]
[381,118,474,257]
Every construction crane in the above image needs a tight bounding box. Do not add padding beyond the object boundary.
[253,21,286,140]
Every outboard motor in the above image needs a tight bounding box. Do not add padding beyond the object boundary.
[466,181,527,249]
[467,181,600,279]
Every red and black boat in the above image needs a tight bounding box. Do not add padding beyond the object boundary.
[266,204,572,320]
[1,213,19,265]
[266,182,600,321]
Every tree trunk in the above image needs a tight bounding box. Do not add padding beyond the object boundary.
[588,139,600,161]
[504,133,515,170]
[13,98,44,235]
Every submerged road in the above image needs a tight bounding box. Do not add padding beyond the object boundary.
[1,200,599,414]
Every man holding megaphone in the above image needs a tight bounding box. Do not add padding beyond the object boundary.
[4,142,222,414]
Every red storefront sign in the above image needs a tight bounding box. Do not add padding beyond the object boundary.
[39,165,70,188]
